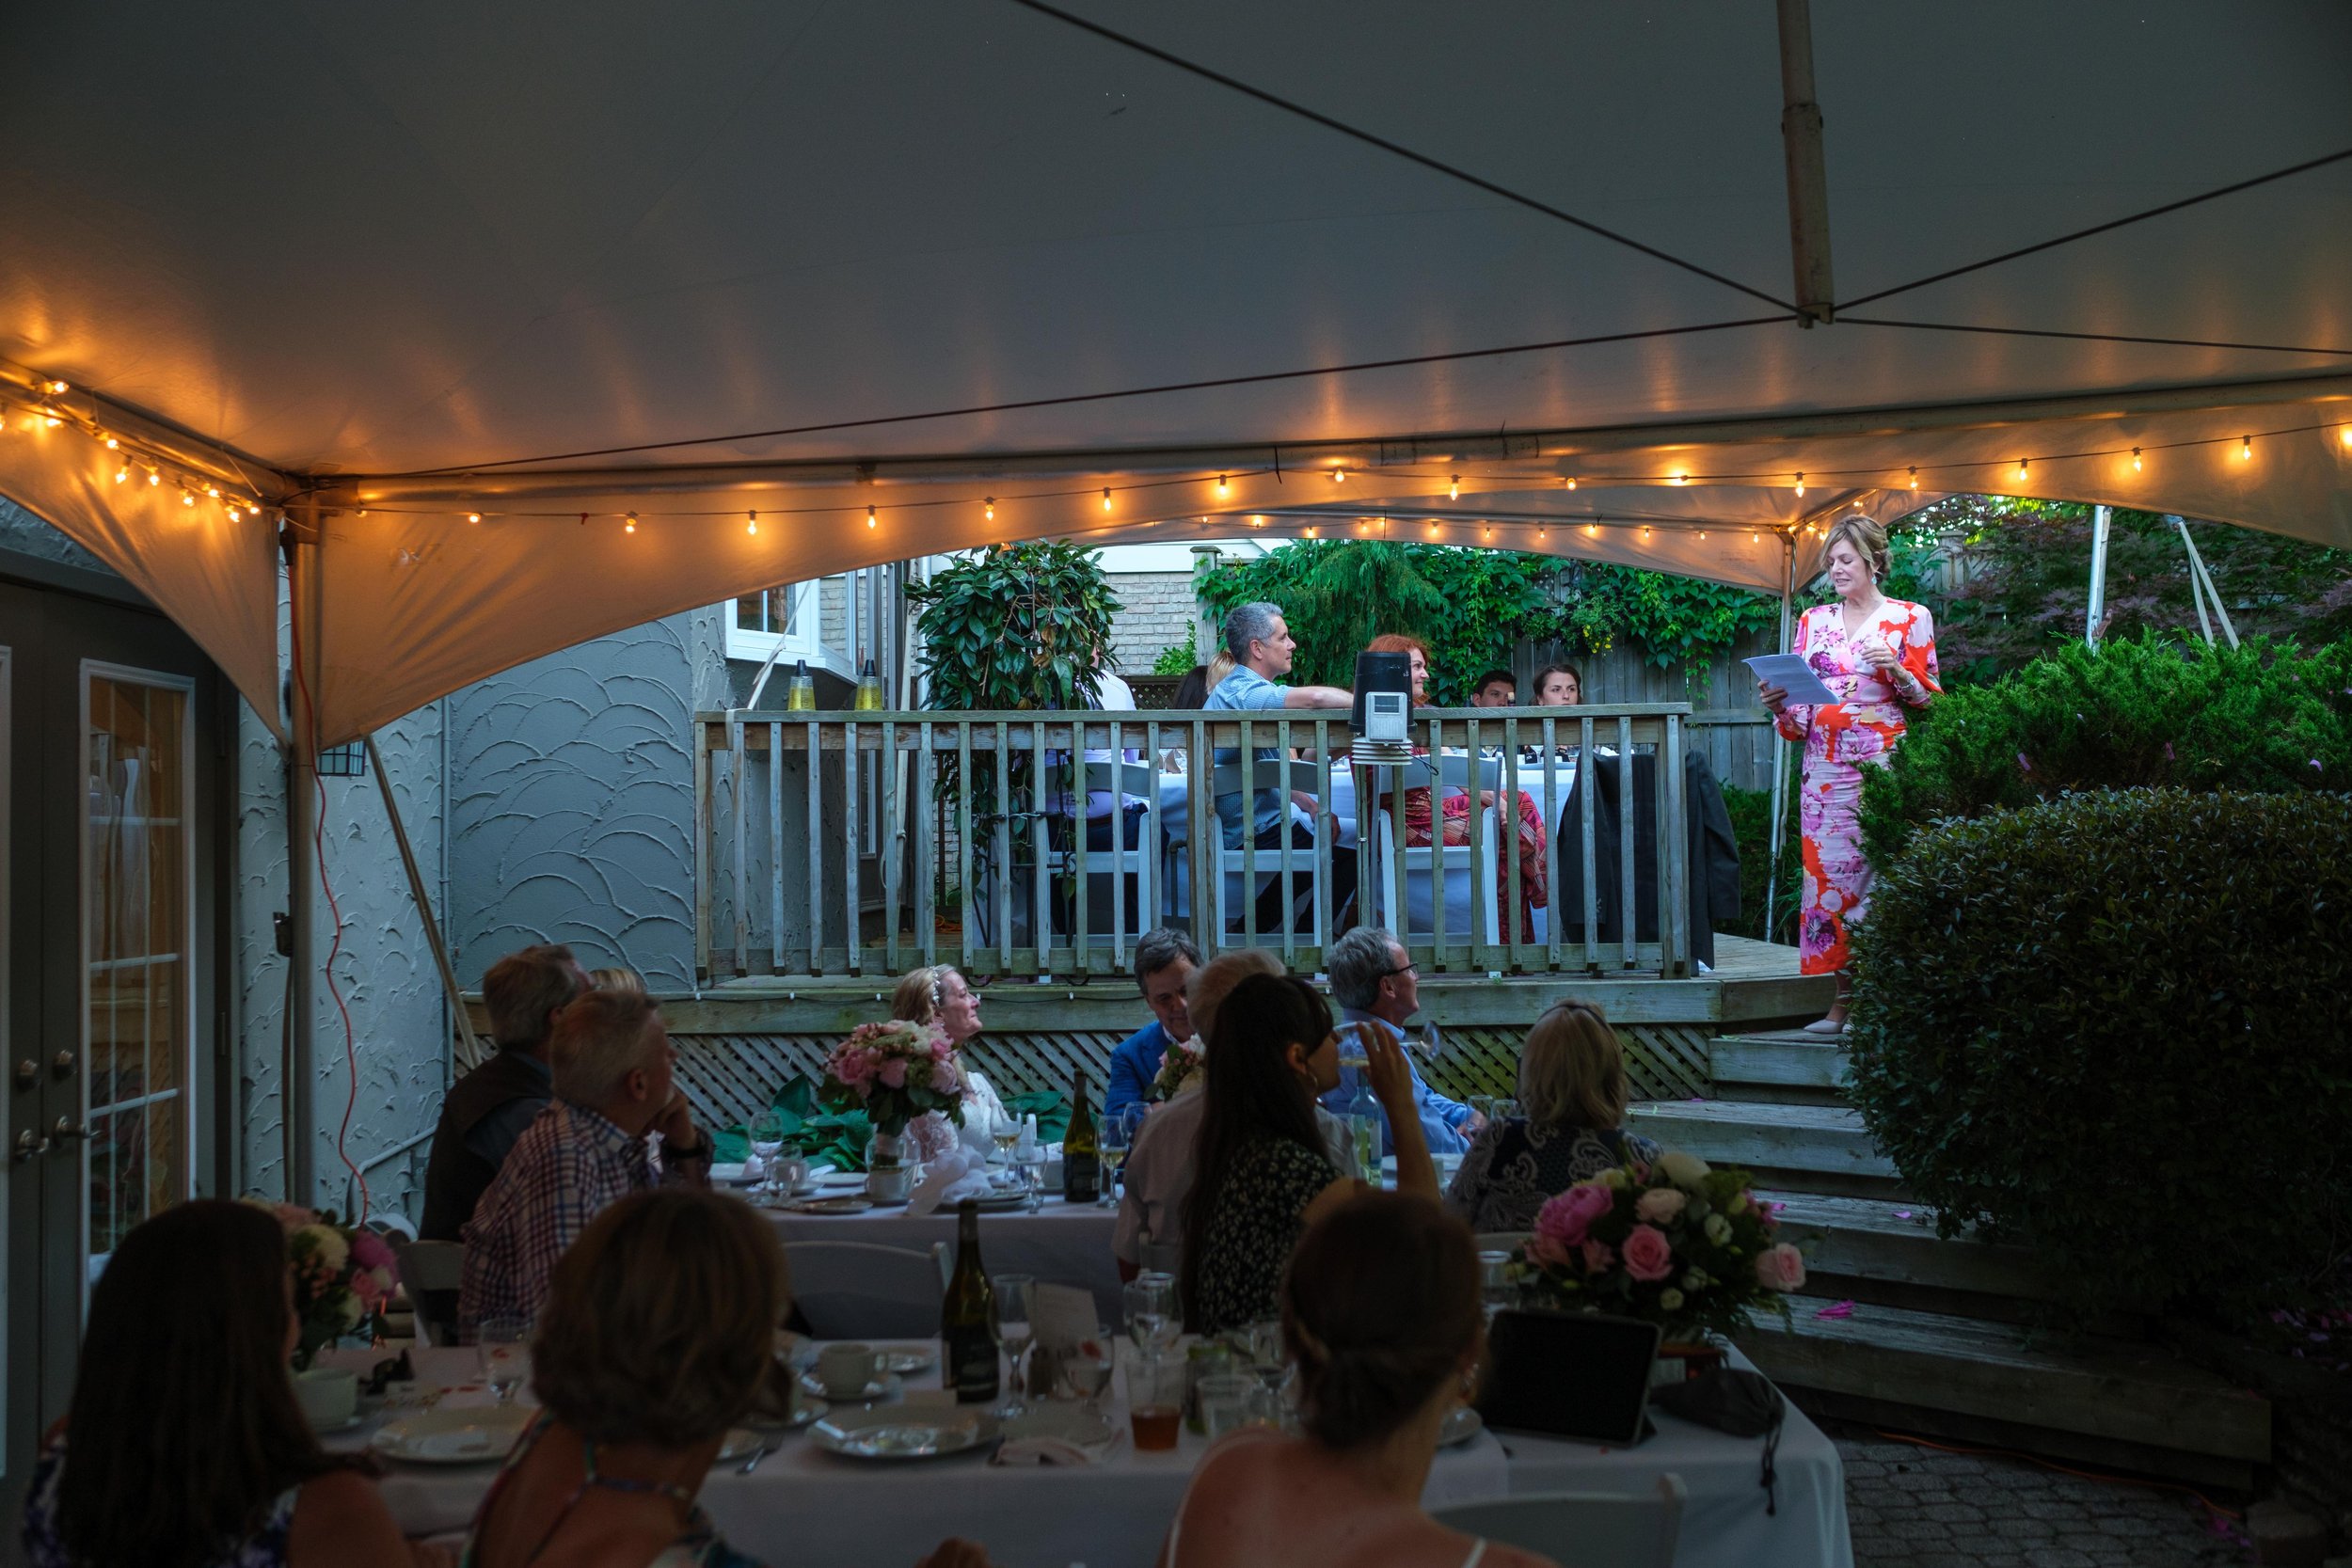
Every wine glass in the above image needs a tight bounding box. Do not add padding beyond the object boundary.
[990,1109,1022,1169]
[1057,1328,1114,1418]
[1334,1022,1372,1070]
[1099,1112,1133,1209]
[1015,1144,1046,1212]
[748,1110,787,1201]
[990,1274,1037,1418]
[476,1317,530,1404]
[1123,1272,1177,1355]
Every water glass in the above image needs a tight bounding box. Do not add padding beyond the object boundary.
[1057,1329,1114,1417]
[990,1274,1036,1418]
[1123,1273,1178,1354]
[748,1110,787,1200]
[1197,1372,1256,1441]
[1334,1022,1372,1069]
[1477,1249,1515,1321]
[476,1317,530,1403]
[1128,1350,1184,1452]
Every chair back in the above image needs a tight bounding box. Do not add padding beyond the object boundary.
[388,1237,466,1346]
[1431,1474,1685,1568]
[1204,759,1333,801]
[783,1241,945,1338]
[1083,761,1160,799]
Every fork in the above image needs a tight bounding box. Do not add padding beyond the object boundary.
[739,1438,784,1474]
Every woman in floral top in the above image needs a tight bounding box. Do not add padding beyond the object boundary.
[1757,515,1941,1032]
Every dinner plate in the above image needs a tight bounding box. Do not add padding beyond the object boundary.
[967,1192,1030,1213]
[815,1169,867,1189]
[871,1341,937,1375]
[809,1404,998,1461]
[1438,1405,1484,1448]
[785,1196,875,1215]
[712,1427,768,1462]
[371,1405,534,1465]
[800,1370,903,1404]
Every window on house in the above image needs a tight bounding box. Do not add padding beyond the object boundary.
[723,580,822,665]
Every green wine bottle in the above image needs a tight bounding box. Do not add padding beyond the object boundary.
[1061,1068,1100,1203]
[942,1199,997,1403]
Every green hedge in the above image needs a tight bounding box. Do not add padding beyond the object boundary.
[1719,781,1798,943]
[1846,787,2352,1328]
[1858,636,2352,867]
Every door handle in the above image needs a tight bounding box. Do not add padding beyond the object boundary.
[52,1117,90,1141]
[12,1129,48,1163]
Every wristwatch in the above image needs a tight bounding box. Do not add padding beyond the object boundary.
[661,1136,713,1163]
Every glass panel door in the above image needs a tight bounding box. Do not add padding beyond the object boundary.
[81,667,194,1276]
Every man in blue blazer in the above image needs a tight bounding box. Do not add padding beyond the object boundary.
[1103,928,1203,1122]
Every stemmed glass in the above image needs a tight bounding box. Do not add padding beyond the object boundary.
[748,1110,787,1203]
[1123,1272,1178,1357]
[1099,1110,1133,1209]
[1057,1327,1115,1418]
[990,1274,1037,1418]
[477,1317,530,1404]
[991,1110,1022,1193]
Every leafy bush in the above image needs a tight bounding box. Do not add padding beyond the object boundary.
[714,1073,1076,1171]
[907,542,1121,711]
[1846,788,2352,1328]
[1859,635,2352,866]
[1151,629,1198,676]
[1719,780,1799,943]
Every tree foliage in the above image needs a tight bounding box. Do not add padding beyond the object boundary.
[905,542,1121,711]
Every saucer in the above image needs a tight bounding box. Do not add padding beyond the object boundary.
[800,1370,902,1404]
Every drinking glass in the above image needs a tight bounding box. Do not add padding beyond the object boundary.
[1198,1372,1256,1441]
[1128,1350,1184,1452]
[1467,1094,1499,1128]
[1123,1273,1178,1355]
[1333,1022,1372,1069]
[1016,1145,1046,1212]
[990,1110,1022,1168]
[1477,1250,1515,1322]
[1099,1110,1136,1208]
[1057,1329,1114,1418]
[748,1110,787,1201]
[989,1274,1037,1418]
[476,1317,530,1404]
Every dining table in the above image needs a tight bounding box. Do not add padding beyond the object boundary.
[326,1338,1849,1568]
[763,1189,1126,1328]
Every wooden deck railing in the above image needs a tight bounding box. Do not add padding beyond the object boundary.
[693,705,1700,983]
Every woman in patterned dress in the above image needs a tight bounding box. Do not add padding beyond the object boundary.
[1757,515,1940,1033]
[1444,1000,1661,1233]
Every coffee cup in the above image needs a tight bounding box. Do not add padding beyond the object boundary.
[816,1342,888,1398]
[292,1366,358,1431]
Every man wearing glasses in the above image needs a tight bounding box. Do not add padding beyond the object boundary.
[1320,927,1485,1156]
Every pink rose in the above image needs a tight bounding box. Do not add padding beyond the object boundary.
[1620,1224,1676,1282]
[1535,1182,1618,1248]
[1634,1189,1686,1225]
[1526,1234,1571,1269]
[1580,1239,1614,1274]
[930,1057,961,1095]
[878,1058,909,1089]
[350,1230,395,1274]
[1755,1243,1807,1292]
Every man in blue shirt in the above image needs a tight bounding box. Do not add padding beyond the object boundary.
[1320,926,1485,1156]
[1204,601,1358,932]
[1103,927,1202,1123]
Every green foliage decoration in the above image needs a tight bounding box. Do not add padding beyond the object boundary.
[714,1074,1076,1173]
[1845,787,2352,1329]
[1152,628,1199,676]
[1857,634,2352,866]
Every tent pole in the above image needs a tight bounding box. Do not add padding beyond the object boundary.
[2170,515,2239,648]
[1763,535,1798,944]
[2085,504,2112,647]
[281,508,322,1206]
[362,734,484,1073]
[1775,0,1836,325]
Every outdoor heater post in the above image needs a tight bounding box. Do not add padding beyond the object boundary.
[1763,533,1798,941]
[282,508,322,1206]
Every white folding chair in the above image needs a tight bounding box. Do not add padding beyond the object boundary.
[1364,761,1501,944]
[1207,758,1338,940]
[783,1242,945,1338]
[388,1236,466,1347]
[1432,1475,1685,1568]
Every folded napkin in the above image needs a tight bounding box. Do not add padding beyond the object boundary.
[905,1149,995,1217]
[990,1436,1099,1467]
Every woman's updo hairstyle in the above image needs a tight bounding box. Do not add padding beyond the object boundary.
[1820,514,1891,582]
[1281,1192,1481,1451]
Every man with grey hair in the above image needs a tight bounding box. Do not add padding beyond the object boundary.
[1104,928,1203,1122]
[458,990,711,1337]
[1205,602,1357,932]
[1321,926,1482,1157]
[421,942,588,1241]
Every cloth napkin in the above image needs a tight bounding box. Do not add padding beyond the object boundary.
[990,1436,1100,1467]
[905,1148,995,1216]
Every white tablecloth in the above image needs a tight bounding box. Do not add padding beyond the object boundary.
[767,1196,1124,1327]
[331,1340,1847,1568]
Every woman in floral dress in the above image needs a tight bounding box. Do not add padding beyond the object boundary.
[1757,515,1940,1033]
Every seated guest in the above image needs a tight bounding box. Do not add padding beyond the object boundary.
[460,990,711,1339]
[1161,665,1213,772]
[1444,1000,1661,1233]
[1154,1195,1555,1568]
[1321,927,1483,1158]
[892,964,1013,1159]
[1205,602,1357,933]
[23,1200,425,1568]
[1468,669,1518,707]
[421,943,587,1242]
[1532,662,1581,706]
[466,1188,989,1568]
[590,964,647,995]
[1181,974,1435,1334]
[1104,928,1203,1122]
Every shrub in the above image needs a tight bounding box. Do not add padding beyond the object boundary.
[1859,635,2352,866]
[1719,780,1798,943]
[1846,787,2352,1329]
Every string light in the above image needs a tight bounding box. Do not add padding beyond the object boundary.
[1536,526,1548,541]
[204,483,219,498]
[1671,471,1688,485]
[1908,467,1919,491]
[1304,525,1319,538]
[1642,527,1652,539]
[1565,477,1577,490]
[113,465,128,484]
[1584,525,1599,538]
[984,497,995,521]
[103,436,118,450]
[2013,459,2028,483]
[147,467,159,485]
[1794,472,1805,498]
[180,488,194,507]
[2239,435,2252,461]
[1330,467,1344,483]
[2131,448,2143,472]
[1102,488,1113,513]
[1450,475,1460,500]
[1698,531,1708,540]
[41,408,61,428]
[1216,474,1231,498]
[866,504,877,529]
[625,513,638,533]
[748,510,759,536]
[466,512,482,524]
[1482,526,1493,541]
[2340,426,2352,450]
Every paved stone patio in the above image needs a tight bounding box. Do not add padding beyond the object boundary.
[1830,1426,2250,1568]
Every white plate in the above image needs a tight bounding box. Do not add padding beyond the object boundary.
[872,1342,937,1375]
[1439,1405,1484,1448]
[809,1404,997,1461]
[815,1169,867,1188]
[967,1192,1030,1213]
[308,1411,366,1435]
[712,1427,767,1463]
[371,1405,534,1465]
[800,1370,903,1404]
[786,1195,876,1215]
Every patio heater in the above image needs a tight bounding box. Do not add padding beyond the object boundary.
[1349,649,1414,768]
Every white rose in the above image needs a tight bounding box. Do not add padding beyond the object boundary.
[1658,1150,1712,1190]
[1658,1288,1685,1313]
[1681,1268,1710,1291]
[1704,1213,1733,1245]
[296,1225,349,1275]
[1598,1167,1629,1190]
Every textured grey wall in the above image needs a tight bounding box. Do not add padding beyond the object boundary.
[448,608,729,990]
[0,496,109,569]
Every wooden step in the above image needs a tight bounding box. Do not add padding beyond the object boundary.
[1738,1295,2270,1477]
[1757,1191,2057,1304]
[1627,1100,1899,1196]
[1709,1033,1850,1092]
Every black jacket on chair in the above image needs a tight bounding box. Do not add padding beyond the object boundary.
[1553,750,1741,967]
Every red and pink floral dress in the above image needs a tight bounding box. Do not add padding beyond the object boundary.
[1773,600,1941,974]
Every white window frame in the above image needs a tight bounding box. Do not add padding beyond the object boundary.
[723,579,822,665]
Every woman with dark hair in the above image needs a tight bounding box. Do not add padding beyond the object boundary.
[1530,664,1581,706]
[1179,974,1435,1334]
[23,1200,423,1568]
[1154,1195,1555,1568]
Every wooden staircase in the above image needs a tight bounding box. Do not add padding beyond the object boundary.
[1628,1031,2271,1488]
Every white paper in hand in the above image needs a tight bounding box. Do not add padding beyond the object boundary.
[1743,654,1836,706]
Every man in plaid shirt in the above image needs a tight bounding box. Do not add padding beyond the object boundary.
[459,988,711,1338]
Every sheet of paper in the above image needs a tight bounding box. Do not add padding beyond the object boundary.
[1742,653,1836,706]
[1029,1282,1101,1352]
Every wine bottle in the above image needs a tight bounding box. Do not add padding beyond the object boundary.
[1062,1068,1100,1203]
[943,1199,998,1404]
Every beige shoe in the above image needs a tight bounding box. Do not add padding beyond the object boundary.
[1801,1017,1848,1036]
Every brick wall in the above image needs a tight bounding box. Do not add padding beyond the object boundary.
[1104,571,1200,676]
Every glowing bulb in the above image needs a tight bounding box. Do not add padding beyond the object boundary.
[866,504,877,529]
[1427,521,1440,536]
[1248,515,1263,528]
[2239,435,2252,461]
[41,409,61,428]
[181,489,194,507]
[1482,526,1493,541]
[1584,525,1599,538]
[1565,477,1577,490]
[1330,467,1345,483]
[2013,459,2028,483]
[2340,426,2352,450]
[204,483,219,497]
[1304,526,1319,538]
[1751,531,1760,543]
[357,508,367,516]
[2131,448,2143,472]
[113,466,128,484]
[1671,471,1688,485]
[103,436,119,450]
[625,513,638,533]
[45,380,66,394]
[147,468,159,485]
[1216,474,1230,497]
[1642,527,1652,539]
[1794,472,1805,498]
[1909,467,1919,491]
[1698,531,1708,540]
[1537,527,1548,541]
[469,512,483,524]
[1450,474,1460,500]
[984,497,996,521]
[748,510,759,536]
[1102,488,1112,512]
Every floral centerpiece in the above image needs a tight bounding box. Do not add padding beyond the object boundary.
[820,1021,967,1156]
[1150,1035,1203,1101]
[1510,1149,1805,1341]
[245,1201,398,1369]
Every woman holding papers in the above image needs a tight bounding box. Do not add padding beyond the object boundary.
[1756,515,1940,1033]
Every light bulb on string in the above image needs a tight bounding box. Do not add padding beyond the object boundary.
[625,513,638,533]
[113,465,128,484]
[1641,527,1652,539]
[2013,459,2029,483]
[41,408,61,428]
[1565,477,1577,490]
[748,510,759,536]
[45,380,66,395]
[1584,524,1599,538]
[2239,435,2252,461]
[2131,448,2143,473]
[984,497,995,521]
[1536,527,1548,542]
[1794,472,1805,498]
[146,467,159,486]
[1101,488,1113,513]
[1216,474,1230,498]
[1450,474,1460,500]
[1671,471,1688,485]
[866,505,877,530]
[1304,525,1319,538]
[204,484,219,498]
[1482,526,1492,541]
[180,488,194,507]
[1908,467,1919,491]
[1699,531,1708,540]
[2340,426,2352,450]
[103,436,118,450]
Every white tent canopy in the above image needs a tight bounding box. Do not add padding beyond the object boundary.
[4,0,2349,743]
